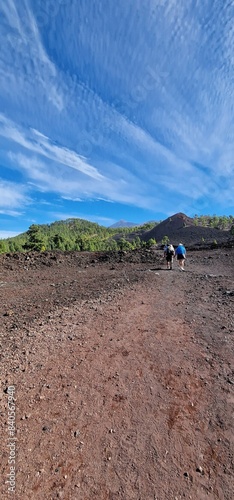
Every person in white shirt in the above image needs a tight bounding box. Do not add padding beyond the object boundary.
[164,243,175,270]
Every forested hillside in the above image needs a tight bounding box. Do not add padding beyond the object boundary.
[0,215,233,254]
[0,219,156,253]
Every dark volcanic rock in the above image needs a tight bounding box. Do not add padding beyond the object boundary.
[140,213,232,246]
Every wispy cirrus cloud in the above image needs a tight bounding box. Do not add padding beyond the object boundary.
[0,114,104,181]
[0,0,64,111]
[0,179,30,213]
[8,149,156,210]
[0,0,234,233]
[0,113,159,209]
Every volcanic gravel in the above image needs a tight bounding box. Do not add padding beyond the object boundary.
[0,247,234,499]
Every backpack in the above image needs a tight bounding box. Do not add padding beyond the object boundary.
[166,244,174,256]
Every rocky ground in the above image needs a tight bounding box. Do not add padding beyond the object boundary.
[0,247,234,500]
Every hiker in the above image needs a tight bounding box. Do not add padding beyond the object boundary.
[175,243,186,270]
[164,243,175,270]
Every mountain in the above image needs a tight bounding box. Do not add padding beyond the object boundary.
[1,214,233,254]
[109,220,138,228]
[139,213,232,246]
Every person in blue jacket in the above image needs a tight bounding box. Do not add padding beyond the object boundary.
[175,243,186,270]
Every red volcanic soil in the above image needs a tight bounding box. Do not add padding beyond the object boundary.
[0,248,234,499]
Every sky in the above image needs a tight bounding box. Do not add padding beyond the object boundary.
[0,0,234,238]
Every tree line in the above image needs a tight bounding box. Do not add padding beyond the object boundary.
[193,214,234,229]
[0,215,233,254]
[0,219,157,253]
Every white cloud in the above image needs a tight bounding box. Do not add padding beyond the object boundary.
[0,0,234,218]
[0,179,30,210]
[0,230,22,239]
[61,196,82,202]
[2,107,230,214]
[96,198,114,203]
[8,150,156,209]
[0,209,23,216]
[0,0,64,111]
[0,116,104,181]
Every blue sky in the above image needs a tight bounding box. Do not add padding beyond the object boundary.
[0,0,234,238]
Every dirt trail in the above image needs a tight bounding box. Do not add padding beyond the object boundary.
[0,249,234,499]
